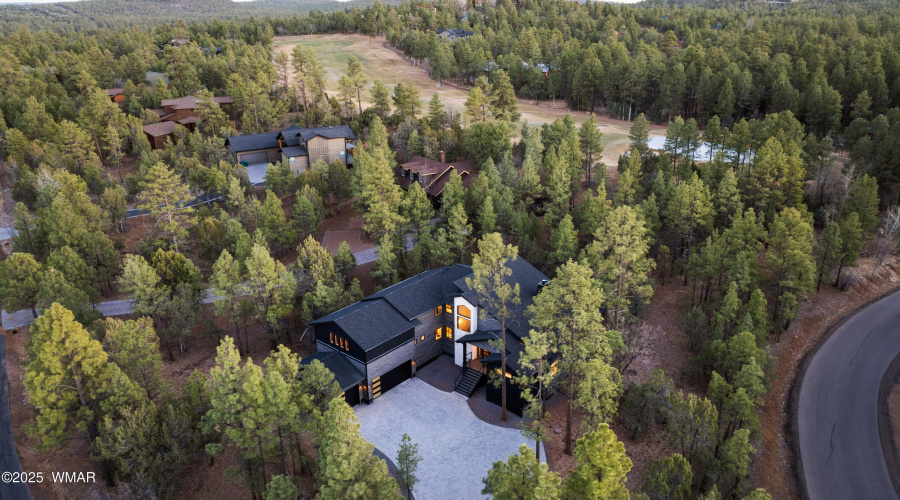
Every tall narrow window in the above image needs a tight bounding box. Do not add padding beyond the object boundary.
[435,328,443,340]
[445,304,452,313]
[445,327,453,339]
[434,306,443,317]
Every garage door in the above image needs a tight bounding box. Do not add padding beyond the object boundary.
[372,360,412,399]
[344,385,360,407]
[239,151,268,164]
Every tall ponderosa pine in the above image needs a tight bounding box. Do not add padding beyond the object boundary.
[0,252,43,317]
[528,261,621,454]
[482,445,562,500]
[25,303,143,447]
[317,399,401,500]
[139,162,196,253]
[466,233,521,422]
[563,424,632,500]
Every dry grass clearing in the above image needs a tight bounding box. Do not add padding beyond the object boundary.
[273,34,666,169]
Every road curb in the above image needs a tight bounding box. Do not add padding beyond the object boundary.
[790,286,900,500]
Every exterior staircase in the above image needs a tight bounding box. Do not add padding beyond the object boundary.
[454,366,484,398]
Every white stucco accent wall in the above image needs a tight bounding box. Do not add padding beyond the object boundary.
[453,296,478,366]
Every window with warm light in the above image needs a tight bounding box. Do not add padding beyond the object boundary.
[329,332,350,351]
[458,304,471,318]
[445,327,453,339]
[420,335,425,342]
[435,328,443,340]
[445,304,452,313]
[434,306,443,317]
[457,317,471,332]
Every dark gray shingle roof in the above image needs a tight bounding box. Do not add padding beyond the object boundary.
[297,125,356,142]
[278,125,303,146]
[364,264,472,320]
[281,146,308,158]
[311,299,419,352]
[300,352,364,391]
[226,132,280,152]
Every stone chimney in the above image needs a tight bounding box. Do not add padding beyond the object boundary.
[440,150,446,164]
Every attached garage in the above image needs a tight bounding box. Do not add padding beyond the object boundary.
[373,360,412,399]
[238,151,269,165]
[299,350,365,408]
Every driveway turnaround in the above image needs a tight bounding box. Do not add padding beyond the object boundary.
[355,378,541,500]
[798,289,900,500]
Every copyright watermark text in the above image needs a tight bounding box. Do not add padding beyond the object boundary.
[2,471,96,483]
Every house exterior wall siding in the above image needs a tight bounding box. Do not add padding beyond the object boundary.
[306,137,347,165]
[453,296,478,366]
[413,308,450,365]
[366,341,414,400]
[233,147,281,164]
[287,155,310,175]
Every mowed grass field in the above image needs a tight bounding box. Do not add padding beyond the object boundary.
[273,34,664,168]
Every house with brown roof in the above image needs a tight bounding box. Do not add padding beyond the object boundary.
[396,154,477,199]
[106,88,124,103]
[142,95,233,149]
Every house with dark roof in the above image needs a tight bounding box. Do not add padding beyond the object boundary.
[225,125,356,174]
[309,258,549,415]
[396,155,478,200]
[437,28,475,42]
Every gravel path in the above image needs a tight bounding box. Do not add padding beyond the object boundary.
[354,378,541,500]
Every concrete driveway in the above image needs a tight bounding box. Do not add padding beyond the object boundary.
[355,378,541,500]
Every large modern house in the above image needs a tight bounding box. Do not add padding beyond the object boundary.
[396,155,478,200]
[308,258,549,416]
[225,125,356,174]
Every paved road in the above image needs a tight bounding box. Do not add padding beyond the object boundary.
[798,290,900,500]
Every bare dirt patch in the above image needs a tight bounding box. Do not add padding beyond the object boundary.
[753,256,900,499]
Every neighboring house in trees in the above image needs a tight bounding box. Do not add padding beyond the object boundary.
[396,155,477,201]
[142,94,234,149]
[308,258,550,416]
[436,28,475,42]
[225,125,356,174]
[106,88,124,103]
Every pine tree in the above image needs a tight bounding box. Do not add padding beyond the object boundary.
[629,113,650,157]
[550,214,578,268]
[25,303,143,447]
[244,243,296,347]
[527,261,619,454]
[139,162,196,253]
[843,174,880,235]
[102,317,164,399]
[767,208,816,340]
[447,202,471,263]
[396,434,421,498]
[370,79,392,120]
[210,250,251,355]
[426,93,447,131]
[466,233,521,422]
[260,190,296,253]
[0,252,43,317]
[579,115,604,187]
[46,245,97,302]
[615,150,642,207]
[563,424,632,500]
[347,56,368,116]
[317,399,402,500]
[35,268,96,325]
[586,205,654,330]
[482,445,562,500]
[666,392,718,467]
[490,70,520,122]
[371,234,399,289]
[835,212,863,287]
[478,195,497,236]
[815,221,842,291]
[643,454,693,500]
